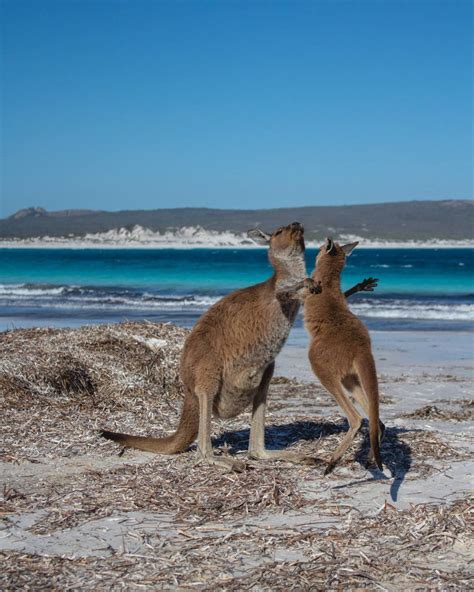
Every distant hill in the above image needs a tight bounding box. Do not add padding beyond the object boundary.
[1,200,472,241]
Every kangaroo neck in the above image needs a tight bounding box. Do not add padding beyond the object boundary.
[272,253,307,290]
[313,267,344,299]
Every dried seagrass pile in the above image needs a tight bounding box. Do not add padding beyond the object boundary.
[1,322,472,590]
[1,322,187,462]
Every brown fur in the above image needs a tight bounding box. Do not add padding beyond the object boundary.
[102,227,379,472]
[102,222,316,471]
[302,239,383,473]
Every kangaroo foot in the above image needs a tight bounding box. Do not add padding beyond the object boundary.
[365,455,384,471]
[249,449,322,466]
[324,461,337,475]
[364,422,386,469]
[379,420,386,442]
[198,453,247,473]
[365,459,381,470]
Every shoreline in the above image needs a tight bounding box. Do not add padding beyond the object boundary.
[1,240,473,250]
[1,313,473,335]
[278,329,474,379]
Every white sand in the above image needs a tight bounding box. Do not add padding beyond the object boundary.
[1,328,472,587]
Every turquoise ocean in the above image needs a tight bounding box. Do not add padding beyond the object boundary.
[0,248,473,339]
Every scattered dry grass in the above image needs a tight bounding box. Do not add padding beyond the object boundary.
[3,460,306,535]
[0,498,471,590]
[227,497,474,590]
[0,322,187,462]
[402,400,474,422]
[1,322,472,590]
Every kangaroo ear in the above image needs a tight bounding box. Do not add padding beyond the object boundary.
[325,237,337,254]
[247,228,271,245]
[341,241,359,256]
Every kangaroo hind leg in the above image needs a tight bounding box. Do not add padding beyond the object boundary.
[318,375,363,475]
[197,378,246,473]
[353,356,383,471]
[343,374,386,442]
[248,363,321,466]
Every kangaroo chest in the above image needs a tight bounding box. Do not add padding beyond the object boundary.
[237,298,299,376]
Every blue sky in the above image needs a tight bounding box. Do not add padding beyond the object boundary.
[1,0,472,216]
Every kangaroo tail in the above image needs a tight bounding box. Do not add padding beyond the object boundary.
[101,391,199,454]
[355,356,383,470]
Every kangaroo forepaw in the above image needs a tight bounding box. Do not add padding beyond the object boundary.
[359,277,378,292]
[306,278,322,295]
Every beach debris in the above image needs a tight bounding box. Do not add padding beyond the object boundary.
[1,321,472,589]
[402,403,474,422]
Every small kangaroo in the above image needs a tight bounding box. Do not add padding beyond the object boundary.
[296,238,384,474]
[102,225,377,472]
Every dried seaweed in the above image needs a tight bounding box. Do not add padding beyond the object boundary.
[0,322,187,462]
[1,322,472,591]
[0,498,471,590]
[403,403,474,422]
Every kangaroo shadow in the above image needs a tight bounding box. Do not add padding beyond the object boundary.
[352,423,413,501]
[213,419,413,502]
[213,419,346,454]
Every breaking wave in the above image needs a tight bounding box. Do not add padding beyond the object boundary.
[350,299,474,321]
[0,283,220,310]
[1,283,473,322]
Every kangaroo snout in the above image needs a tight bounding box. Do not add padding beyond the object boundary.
[290,221,304,232]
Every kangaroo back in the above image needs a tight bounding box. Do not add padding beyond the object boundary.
[354,355,382,470]
[102,390,198,454]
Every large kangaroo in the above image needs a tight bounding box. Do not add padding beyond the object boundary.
[102,224,376,472]
[296,238,384,474]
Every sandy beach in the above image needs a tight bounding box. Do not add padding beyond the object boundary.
[1,321,472,590]
[3,0,472,587]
